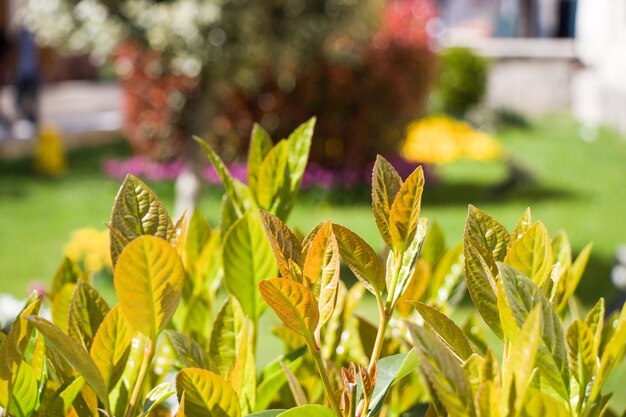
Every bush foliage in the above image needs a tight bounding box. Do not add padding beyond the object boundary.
[1,120,625,417]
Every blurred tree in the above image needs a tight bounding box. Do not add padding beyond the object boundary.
[22,0,383,160]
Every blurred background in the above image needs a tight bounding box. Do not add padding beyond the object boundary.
[1,0,625,314]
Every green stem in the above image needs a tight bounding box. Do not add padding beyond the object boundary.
[348,386,357,417]
[307,338,341,415]
[125,337,155,417]
[384,253,403,314]
[367,293,389,372]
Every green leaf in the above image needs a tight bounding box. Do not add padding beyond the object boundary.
[389,166,425,253]
[248,411,286,417]
[332,223,386,296]
[259,278,319,338]
[464,240,501,339]
[49,257,87,299]
[509,208,532,247]
[390,218,428,305]
[497,263,569,400]
[411,302,473,361]
[371,155,403,249]
[302,222,340,327]
[504,221,553,288]
[68,281,110,349]
[26,316,110,411]
[195,136,254,218]
[367,349,420,417]
[248,123,274,191]
[209,296,248,376]
[165,330,209,370]
[182,208,213,284]
[254,140,289,211]
[421,221,446,268]
[0,297,41,379]
[114,235,186,340]
[255,348,307,412]
[465,205,510,262]
[109,174,174,266]
[142,382,176,417]
[51,283,75,333]
[90,305,132,391]
[558,243,593,311]
[280,361,308,406]
[566,320,597,388]
[223,212,277,320]
[408,323,474,417]
[261,210,303,281]
[589,304,626,404]
[504,305,542,409]
[7,362,38,417]
[517,388,570,417]
[278,404,337,417]
[429,241,464,306]
[176,368,241,417]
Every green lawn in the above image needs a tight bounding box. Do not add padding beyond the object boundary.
[2,116,626,304]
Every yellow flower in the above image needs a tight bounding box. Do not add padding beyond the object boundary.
[64,228,111,273]
[34,125,66,177]
[401,116,502,164]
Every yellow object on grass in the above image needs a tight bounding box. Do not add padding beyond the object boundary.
[34,125,66,176]
[64,228,111,274]
[401,116,502,164]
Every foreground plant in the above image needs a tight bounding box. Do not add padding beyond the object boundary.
[0,119,625,417]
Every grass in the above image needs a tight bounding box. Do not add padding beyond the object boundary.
[1,116,626,303]
[1,115,626,410]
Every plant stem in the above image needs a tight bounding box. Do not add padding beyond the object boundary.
[368,293,388,372]
[307,339,341,415]
[125,337,155,417]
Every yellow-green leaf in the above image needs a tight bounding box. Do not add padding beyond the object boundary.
[166,330,209,370]
[248,123,274,191]
[51,283,75,333]
[223,212,277,320]
[0,297,41,379]
[509,208,532,247]
[558,243,593,311]
[371,155,403,249]
[68,281,110,349]
[6,361,38,417]
[566,320,596,388]
[389,165,425,253]
[26,316,110,411]
[109,174,174,266]
[517,389,570,417]
[90,305,132,391]
[254,139,289,211]
[261,210,302,280]
[49,257,87,299]
[504,221,553,288]
[278,404,336,417]
[259,278,319,337]
[176,368,241,417]
[142,382,176,417]
[465,205,510,262]
[332,223,385,295]
[182,208,213,284]
[411,302,473,361]
[114,235,185,340]
[303,222,340,327]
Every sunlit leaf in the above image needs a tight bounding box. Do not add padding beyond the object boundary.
[256,348,307,412]
[390,218,428,306]
[176,368,241,417]
[367,349,420,417]
[280,361,308,406]
[26,316,110,411]
[255,140,289,211]
[165,330,208,370]
[141,382,176,417]
[51,283,75,333]
[465,205,510,262]
[371,155,403,249]
[7,362,38,417]
[68,281,110,349]
[114,235,185,340]
[389,166,425,253]
[90,305,132,391]
[411,302,473,361]
[0,297,41,379]
[109,174,174,266]
[421,221,446,269]
[278,404,336,417]
[558,243,593,311]
[303,222,340,326]
[50,257,87,299]
[261,210,302,281]
[259,278,319,338]
[504,221,553,288]
[223,212,276,320]
[566,320,596,388]
[509,208,531,247]
[248,123,274,192]
[517,388,569,417]
[332,223,385,295]
[408,323,474,417]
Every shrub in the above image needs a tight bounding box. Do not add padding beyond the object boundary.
[430,47,488,119]
[1,120,625,417]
